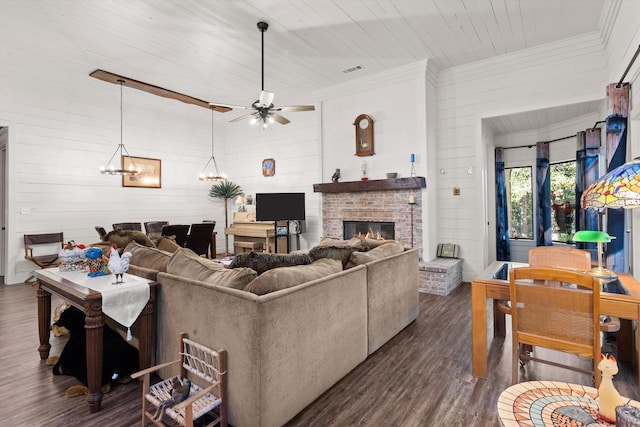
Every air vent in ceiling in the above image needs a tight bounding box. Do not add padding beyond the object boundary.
[342,65,363,74]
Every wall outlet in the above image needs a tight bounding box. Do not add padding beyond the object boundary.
[21,207,31,215]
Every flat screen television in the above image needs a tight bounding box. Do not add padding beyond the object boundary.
[256,193,306,221]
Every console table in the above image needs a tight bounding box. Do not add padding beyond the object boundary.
[36,269,156,413]
[497,380,640,426]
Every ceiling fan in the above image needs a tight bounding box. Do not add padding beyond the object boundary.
[211,22,315,128]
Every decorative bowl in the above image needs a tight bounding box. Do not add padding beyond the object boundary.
[386,172,398,179]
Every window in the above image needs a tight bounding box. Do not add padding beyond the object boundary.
[550,161,576,242]
[506,167,533,239]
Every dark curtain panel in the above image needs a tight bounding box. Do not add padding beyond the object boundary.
[575,129,600,258]
[495,148,510,261]
[536,142,551,246]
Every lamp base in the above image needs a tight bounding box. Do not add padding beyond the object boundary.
[588,266,617,279]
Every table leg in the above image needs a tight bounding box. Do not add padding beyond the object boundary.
[494,300,506,337]
[36,283,52,360]
[136,287,155,369]
[471,281,488,378]
[84,301,104,413]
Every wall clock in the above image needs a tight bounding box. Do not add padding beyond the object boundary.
[262,158,275,177]
[354,114,374,156]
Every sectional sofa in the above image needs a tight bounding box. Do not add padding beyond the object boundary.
[125,238,419,427]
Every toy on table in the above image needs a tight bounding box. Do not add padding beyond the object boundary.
[58,241,87,271]
[85,247,110,277]
[107,244,132,285]
[597,353,625,423]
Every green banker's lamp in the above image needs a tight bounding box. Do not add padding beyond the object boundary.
[572,230,615,279]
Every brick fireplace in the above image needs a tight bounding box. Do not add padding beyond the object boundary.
[313,177,425,258]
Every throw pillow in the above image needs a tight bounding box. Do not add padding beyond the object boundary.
[361,238,396,250]
[229,251,313,275]
[104,230,155,250]
[308,237,366,267]
[124,241,171,272]
[166,248,257,290]
[345,242,405,268]
[152,236,181,253]
[244,258,342,295]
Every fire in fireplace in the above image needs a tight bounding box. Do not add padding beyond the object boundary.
[343,221,395,240]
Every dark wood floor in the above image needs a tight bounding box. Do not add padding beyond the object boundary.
[1,282,637,426]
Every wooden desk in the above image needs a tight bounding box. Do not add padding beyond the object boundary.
[36,271,156,413]
[497,380,640,426]
[472,261,640,393]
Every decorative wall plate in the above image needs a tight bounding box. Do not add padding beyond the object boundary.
[262,158,275,176]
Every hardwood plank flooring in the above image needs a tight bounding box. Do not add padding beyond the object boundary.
[1,282,637,426]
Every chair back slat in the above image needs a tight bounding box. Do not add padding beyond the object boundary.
[24,232,64,246]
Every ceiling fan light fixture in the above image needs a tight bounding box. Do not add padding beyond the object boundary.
[199,107,226,182]
[101,80,140,176]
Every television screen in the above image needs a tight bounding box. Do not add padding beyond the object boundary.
[256,193,306,221]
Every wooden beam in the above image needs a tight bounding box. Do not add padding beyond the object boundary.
[313,177,426,193]
[89,69,232,113]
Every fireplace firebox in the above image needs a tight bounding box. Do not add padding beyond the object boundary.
[343,221,395,240]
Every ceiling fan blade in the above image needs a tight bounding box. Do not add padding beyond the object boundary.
[270,113,290,125]
[258,91,274,107]
[278,105,315,112]
[89,69,232,113]
[210,102,249,110]
[230,112,257,123]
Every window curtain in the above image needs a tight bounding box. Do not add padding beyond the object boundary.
[536,142,551,246]
[575,129,600,256]
[495,148,510,261]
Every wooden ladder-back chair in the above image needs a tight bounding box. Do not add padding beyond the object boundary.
[23,232,64,282]
[510,266,601,386]
[132,332,227,427]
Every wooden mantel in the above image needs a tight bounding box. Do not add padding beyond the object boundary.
[313,177,426,193]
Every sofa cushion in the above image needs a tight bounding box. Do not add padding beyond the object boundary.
[361,238,397,250]
[229,251,313,275]
[244,258,342,295]
[151,236,182,253]
[124,240,171,272]
[167,248,257,290]
[104,229,155,249]
[308,237,366,267]
[345,242,405,268]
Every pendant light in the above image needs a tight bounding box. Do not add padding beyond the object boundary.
[100,80,140,175]
[199,106,226,181]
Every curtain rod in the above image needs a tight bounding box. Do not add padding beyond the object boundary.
[501,134,576,150]
[617,44,640,88]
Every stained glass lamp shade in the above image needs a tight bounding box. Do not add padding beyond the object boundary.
[581,158,640,209]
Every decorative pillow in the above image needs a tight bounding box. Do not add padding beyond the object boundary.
[244,258,342,295]
[104,230,155,250]
[345,242,405,268]
[229,251,313,275]
[166,248,257,290]
[308,237,366,267]
[124,241,171,272]
[152,236,182,253]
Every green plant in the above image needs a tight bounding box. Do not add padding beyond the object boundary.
[209,180,243,255]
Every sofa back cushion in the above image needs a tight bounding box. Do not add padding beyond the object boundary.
[167,248,257,290]
[244,258,342,295]
[229,251,313,275]
[124,240,171,272]
[345,242,405,268]
[308,237,366,267]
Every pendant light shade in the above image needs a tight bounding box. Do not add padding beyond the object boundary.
[581,157,640,209]
[100,80,140,175]
[199,107,226,181]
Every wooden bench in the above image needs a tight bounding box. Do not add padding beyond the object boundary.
[418,257,463,296]
[234,241,263,255]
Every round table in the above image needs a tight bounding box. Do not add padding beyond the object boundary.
[497,381,640,426]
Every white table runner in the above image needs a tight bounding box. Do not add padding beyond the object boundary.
[39,268,151,333]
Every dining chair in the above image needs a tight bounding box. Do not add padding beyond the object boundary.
[144,221,169,238]
[162,224,190,248]
[509,266,601,386]
[112,222,142,231]
[186,222,216,257]
[94,226,107,240]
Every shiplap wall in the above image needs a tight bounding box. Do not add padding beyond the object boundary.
[437,32,609,280]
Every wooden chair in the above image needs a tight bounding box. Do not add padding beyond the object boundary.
[144,221,169,238]
[95,226,107,240]
[23,232,64,282]
[131,332,227,427]
[112,222,142,231]
[162,224,190,248]
[509,266,601,386]
[186,223,216,257]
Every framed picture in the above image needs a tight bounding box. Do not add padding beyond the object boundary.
[262,158,275,177]
[122,156,162,188]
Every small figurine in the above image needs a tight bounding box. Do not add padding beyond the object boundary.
[85,247,110,277]
[108,244,132,284]
[597,353,625,423]
[331,168,341,183]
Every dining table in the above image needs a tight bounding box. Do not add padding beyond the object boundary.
[472,261,640,397]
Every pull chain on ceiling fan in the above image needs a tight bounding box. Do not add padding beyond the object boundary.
[212,21,315,128]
